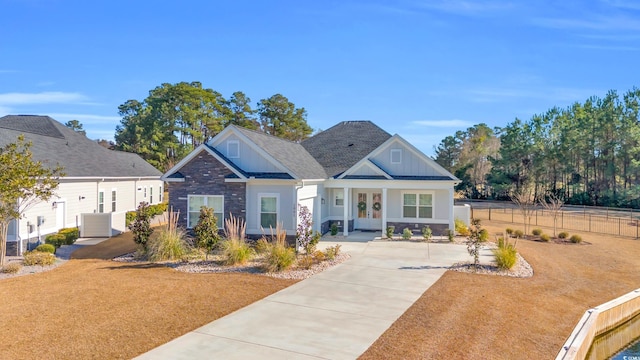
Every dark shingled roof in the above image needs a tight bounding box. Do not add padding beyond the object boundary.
[302,121,391,177]
[232,126,327,179]
[0,115,162,178]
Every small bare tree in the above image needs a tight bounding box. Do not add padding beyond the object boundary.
[511,185,536,236]
[540,193,564,237]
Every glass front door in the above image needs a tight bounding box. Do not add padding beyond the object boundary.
[355,191,382,230]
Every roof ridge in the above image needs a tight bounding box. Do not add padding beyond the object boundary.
[231,125,303,145]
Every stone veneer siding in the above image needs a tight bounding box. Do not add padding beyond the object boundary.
[169,150,246,228]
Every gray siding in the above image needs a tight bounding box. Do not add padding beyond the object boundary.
[215,134,282,173]
[371,144,443,177]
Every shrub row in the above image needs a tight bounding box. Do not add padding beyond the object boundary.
[45,227,79,249]
[126,203,168,226]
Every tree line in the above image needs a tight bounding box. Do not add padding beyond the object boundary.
[114,81,313,171]
[435,88,640,208]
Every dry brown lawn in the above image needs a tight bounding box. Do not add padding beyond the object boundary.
[0,232,297,359]
[360,220,640,360]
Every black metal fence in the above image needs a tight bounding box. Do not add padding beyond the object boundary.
[457,200,640,239]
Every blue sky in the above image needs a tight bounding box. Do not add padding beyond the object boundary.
[1,0,639,156]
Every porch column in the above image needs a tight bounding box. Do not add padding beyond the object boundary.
[343,187,349,236]
[448,187,455,231]
[382,188,387,234]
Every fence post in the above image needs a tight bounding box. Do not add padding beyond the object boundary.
[589,214,592,232]
[619,217,621,236]
[562,211,564,229]
[489,207,492,221]
[536,210,538,226]
[512,208,514,223]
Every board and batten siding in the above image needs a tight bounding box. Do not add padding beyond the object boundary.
[215,134,282,173]
[246,184,295,234]
[371,145,443,177]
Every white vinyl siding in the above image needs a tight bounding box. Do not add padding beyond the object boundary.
[188,195,223,228]
[402,192,433,219]
[259,194,278,229]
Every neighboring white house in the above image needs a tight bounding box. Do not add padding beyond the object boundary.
[162,121,459,239]
[0,115,163,255]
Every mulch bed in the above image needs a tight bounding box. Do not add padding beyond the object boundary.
[360,221,640,359]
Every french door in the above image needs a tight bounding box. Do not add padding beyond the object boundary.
[355,191,382,230]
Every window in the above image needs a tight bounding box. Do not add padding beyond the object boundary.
[402,193,433,218]
[188,195,223,228]
[335,190,344,206]
[98,191,104,213]
[144,187,147,198]
[150,187,153,204]
[259,194,278,228]
[111,190,117,212]
[390,149,402,164]
[159,186,163,202]
[228,140,240,158]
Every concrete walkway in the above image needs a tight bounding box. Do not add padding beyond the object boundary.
[137,234,478,360]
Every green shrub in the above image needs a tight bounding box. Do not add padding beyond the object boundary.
[59,228,79,245]
[493,247,517,270]
[540,234,551,242]
[35,244,55,254]
[221,238,254,265]
[386,226,395,239]
[23,251,56,266]
[45,233,66,249]
[532,228,542,236]
[445,229,454,242]
[455,218,470,236]
[330,223,338,236]
[324,244,341,260]
[125,211,136,226]
[193,206,221,260]
[570,234,582,243]
[146,226,188,262]
[479,229,489,242]
[505,228,514,235]
[514,230,524,238]
[128,202,152,249]
[558,232,569,239]
[1,263,22,274]
[149,203,168,217]
[422,226,432,242]
[402,228,413,240]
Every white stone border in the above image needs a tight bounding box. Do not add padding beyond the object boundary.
[557,288,640,359]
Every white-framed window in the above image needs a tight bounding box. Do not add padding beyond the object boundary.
[390,149,402,164]
[143,186,147,198]
[402,192,433,218]
[159,186,163,202]
[111,189,117,212]
[150,187,153,204]
[335,190,344,207]
[259,193,278,229]
[188,195,224,228]
[227,140,240,158]
[98,190,105,213]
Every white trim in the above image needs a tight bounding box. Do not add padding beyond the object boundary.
[98,189,105,213]
[161,143,247,182]
[186,195,224,229]
[386,218,449,224]
[339,160,392,179]
[111,188,117,212]
[326,178,456,190]
[390,149,402,164]
[227,140,240,159]
[258,193,279,229]
[61,176,160,181]
[401,191,434,219]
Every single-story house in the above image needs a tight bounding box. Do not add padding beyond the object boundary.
[0,115,163,255]
[162,121,459,239]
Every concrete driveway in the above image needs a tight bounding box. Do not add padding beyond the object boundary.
[137,236,476,360]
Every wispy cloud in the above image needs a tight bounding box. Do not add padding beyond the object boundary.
[466,87,600,103]
[36,81,55,87]
[412,0,516,15]
[48,113,121,125]
[0,91,90,105]
[575,43,640,51]
[533,15,640,31]
[412,119,472,128]
[604,0,640,10]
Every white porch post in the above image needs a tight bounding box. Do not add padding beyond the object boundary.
[343,187,349,236]
[448,187,455,231]
[382,188,387,234]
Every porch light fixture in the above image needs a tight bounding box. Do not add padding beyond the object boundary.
[321,198,325,205]
[51,201,58,209]
[79,196,86,201]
